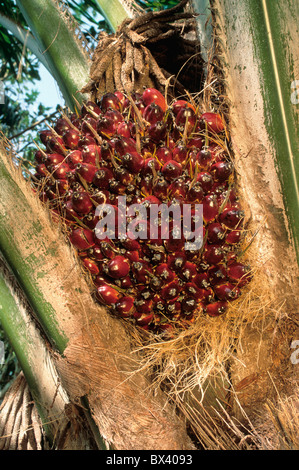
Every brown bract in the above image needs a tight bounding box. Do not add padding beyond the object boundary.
[81,0,203,100]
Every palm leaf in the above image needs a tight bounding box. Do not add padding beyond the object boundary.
[16,0,92,108]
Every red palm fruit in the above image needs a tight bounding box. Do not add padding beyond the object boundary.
[194,272,210,289]
[39,129,53,145]
[113,166,134,186]
[45,153,65,168]
[186,182,204,203]
[34,150,45,164]
[69,227,95,251]
[117,121,132,138]
[99,92,121,112]
[210,161,233,182]
[161,281,181,301]
[152,176,168,199]
[203,244,225,265]
[227,262,252,286]
[62,129,80,149]
[134,312,154,327]
[82,257,100,275]
[71,191,93,214]
[96,240,117,259]
[55,179,69,196]
[112,136,137,156]
[93,275,110,287]
[61,199,80,222]
[81,116,98,134]
[167,252,187,271]
[125,250,140,263]
[219,207,245,229]
[81,100,101,117]
[129,99,146,119]
[148,121,167,142]
[169,177,189,201]
[202,287,214,304]
[142,88,167,112]
[109,178,126,195]
[165,301,181,316]
[121,152,144,174]
[50,162,70,180]
[114,91,126,107]
[225,229,242,245]
[161,160,182,181]
[188,136,204,149]
[46,135,66,155]
[120,237,141,252]
[140,195,162,209]
[171,99,196,115]
[156,146,172,164]
[178,261,197,282]
[207,222,226,244]
[203,194,219,223]
[132,260,152,283]
[54,118,71,134]
[75,163,98,183]
[143,103,164,124]
[164,228,185,252]
[66,150,83,169]
[78,134,96,149]
[181,297,198,314]
[196,172,214,192]
[92,167,113,190]
[207,265,227,286]
[205,301,228,317]
[214,283,241,301]
[96,283,122,305]
[172,143,188,164]
[115,275,133,289]
[197,147,213,169]
[155,263,175,284]
[199,112,224,134]
[139,175,153,195]
[91,189,110,205]
[83,212,99,229]
[87,245,104,261]
[106,255,130,279]
[175,106,197,134]
[183,282,205,301]
[81,144,101,165]
[134,298,153,314]
[142,157,160,177]
[97,115,116,137]
[114,296,135,318]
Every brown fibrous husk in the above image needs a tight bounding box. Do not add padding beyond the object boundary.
[81,0,204,101]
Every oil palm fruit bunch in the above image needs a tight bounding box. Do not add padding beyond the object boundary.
[33,88,251,334]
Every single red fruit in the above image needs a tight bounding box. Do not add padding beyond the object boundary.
[96,283,122,305]
[69,227,95,251]
[142,88,167,112]
[82,257,100,275]
[106,255,130,279]
[206,301,228,317]
[199,112,224,134]
[72,191,93,214]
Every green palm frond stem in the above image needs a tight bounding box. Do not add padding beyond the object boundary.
[16,0,91,109]
[0,12,50,72]
[0,148,68,353]
[94,0,135,32]
[0,258,69,443]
